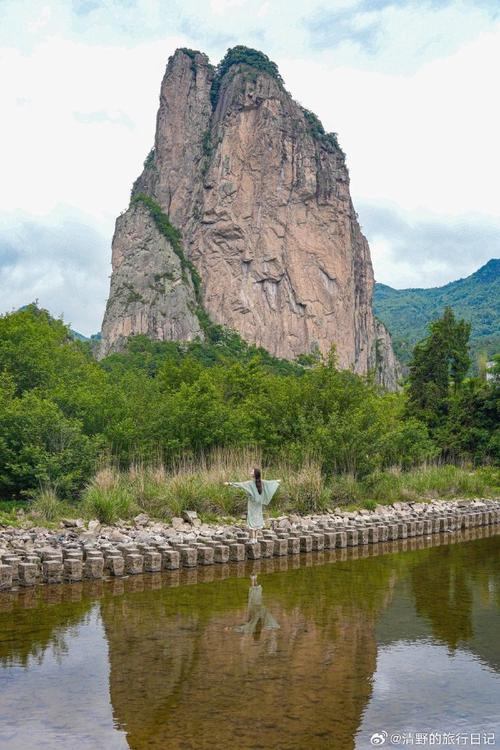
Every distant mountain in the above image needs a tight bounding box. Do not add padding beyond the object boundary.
[373,259,500,365]
[70,330,101,343]
[69,329,89,342]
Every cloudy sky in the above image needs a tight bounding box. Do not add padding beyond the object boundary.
[1,0,499,335]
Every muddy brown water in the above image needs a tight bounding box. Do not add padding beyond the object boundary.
[1,528,499,750]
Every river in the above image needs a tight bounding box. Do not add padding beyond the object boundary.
[1,529,499,749]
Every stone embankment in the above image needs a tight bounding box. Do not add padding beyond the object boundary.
[0,499,499,591]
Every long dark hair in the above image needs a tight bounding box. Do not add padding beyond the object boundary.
[254,467,263,495]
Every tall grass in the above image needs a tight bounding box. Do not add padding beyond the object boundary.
[28,451,499,525]
[273,458,330,515]
[82,468,136,524]
[30,486,67,522]
[126,447,263,520]
[356,464,500,505]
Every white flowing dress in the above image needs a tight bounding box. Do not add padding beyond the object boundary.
[229,479,281,529]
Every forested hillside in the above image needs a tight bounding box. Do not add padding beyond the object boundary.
[0,305,498,511]
[374,259,499,364]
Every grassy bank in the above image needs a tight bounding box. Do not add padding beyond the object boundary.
[1,450,499,527]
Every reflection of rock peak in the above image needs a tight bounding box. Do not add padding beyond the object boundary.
[100,563,391,750]
[100,47,400,389]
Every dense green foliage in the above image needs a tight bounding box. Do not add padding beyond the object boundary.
[178,48,200,61]
[374,259,500,365]
[210,45,283,108]
[408,307,471,422]
[407,307,499,462]
[0,305,497,503]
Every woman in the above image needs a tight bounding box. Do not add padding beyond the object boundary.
[225,468,281,542]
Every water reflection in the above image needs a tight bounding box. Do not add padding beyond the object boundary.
[0,528,499,750]
[232,574,280,638]
[99,559,385,749]
[0,585,94,669]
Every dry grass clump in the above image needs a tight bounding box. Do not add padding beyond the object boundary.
[30,486,67,522]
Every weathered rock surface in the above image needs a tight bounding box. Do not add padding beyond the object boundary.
[100,202,201,354]
[100,48,400,388]
[370,318,402,390]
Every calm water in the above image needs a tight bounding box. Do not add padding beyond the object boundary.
[1,530,499,750]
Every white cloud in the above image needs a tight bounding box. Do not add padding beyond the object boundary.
[210,0,248,15]
[0,0,498,332]
[280,22,500,217]
[0,206,110,335]
[0,36,188,220]
[359,201,500,287]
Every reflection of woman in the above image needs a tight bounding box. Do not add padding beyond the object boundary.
[224,467,280,543]
[234,575,280,639]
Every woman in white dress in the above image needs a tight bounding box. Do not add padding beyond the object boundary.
[225,468,281,542]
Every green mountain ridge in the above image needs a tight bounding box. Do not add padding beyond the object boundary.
[23,259,499,368]
[374,259,500,365]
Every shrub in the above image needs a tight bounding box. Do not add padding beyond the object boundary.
[361,471,403,503]
[329,473,363,505]
[82,468,135,523]
[30,486,66,522]
[211,46,283,108]
[143,148,155,169]
[302,108,343,153]
[0,392,100,498]
[178,48,199,61]
[378,417,439,469]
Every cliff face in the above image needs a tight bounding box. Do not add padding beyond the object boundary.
[100,201,202,351]
[100,47,400,388]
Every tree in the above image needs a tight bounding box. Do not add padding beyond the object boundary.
[406,307,471,429]
[0,391,100,497]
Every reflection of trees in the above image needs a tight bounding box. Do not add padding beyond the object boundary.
[410,546,473,649]
[0,590,93,668]
[410,536,500,652]
[464,536,500,612]
[100,556,398,750]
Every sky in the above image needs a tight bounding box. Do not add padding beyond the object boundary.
[1,0,499,335]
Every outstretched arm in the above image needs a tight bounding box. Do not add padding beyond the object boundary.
[226,481,252,492]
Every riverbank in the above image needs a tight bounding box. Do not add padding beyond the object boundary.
[1,497,499,591]
[3,462,499,529]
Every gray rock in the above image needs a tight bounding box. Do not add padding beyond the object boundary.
[182,510,201,527]
[60,518,79,528]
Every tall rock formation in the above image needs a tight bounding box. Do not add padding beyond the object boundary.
[100,46,400,388]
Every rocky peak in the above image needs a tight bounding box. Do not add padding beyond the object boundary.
[99,46,401,389]
[132,48,214,230]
